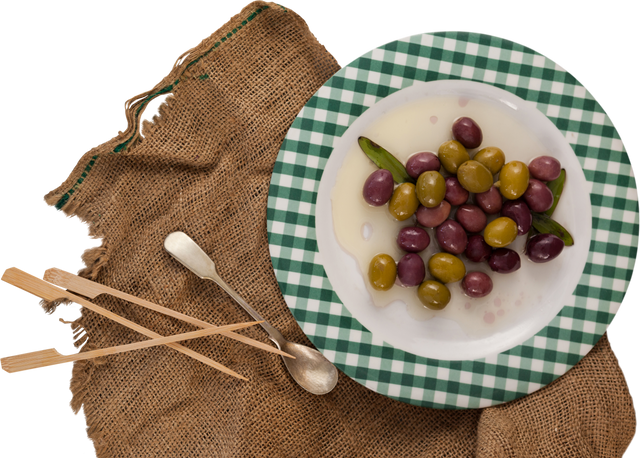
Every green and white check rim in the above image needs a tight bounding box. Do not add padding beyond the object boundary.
[266,32,639,409]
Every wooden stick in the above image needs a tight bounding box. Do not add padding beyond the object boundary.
[2,320,262,373]
[2,268,248,381]
[44,268,294,359]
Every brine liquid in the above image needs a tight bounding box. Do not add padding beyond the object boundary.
[331,95,553,338]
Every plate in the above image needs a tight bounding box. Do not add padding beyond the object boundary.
[267,32,639,408]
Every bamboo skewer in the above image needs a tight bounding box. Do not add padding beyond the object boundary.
[2,320,261,373]
[43,268,294,359]
[2,268,248,381]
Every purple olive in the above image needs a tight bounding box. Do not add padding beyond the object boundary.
[406,152,441,179]
[462,272,493,298]
[500,199,532,235]
[436,220,468,255]
[397,227,430,253]
[529,156,561,182]
[397,253,426,287]
[526,233,564,263]
[488,248,521,274]
[444,176,470,206]
[474,186,503,215]
[455,204,487,233]
[524,178,554,212]
[465,234,492,262]
[416,201,451,228]
[452,117,483,149]
[363,169,394,206]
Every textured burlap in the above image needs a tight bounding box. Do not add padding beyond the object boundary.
[44,2,635,457]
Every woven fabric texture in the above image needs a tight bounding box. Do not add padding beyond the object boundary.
[44,2,635,457]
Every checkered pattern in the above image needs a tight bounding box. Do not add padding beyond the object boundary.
[266,32,639,408]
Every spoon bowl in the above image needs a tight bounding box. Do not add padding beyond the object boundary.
[163,231,339,395]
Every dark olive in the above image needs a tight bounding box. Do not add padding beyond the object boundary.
[436,220,468,255]
[406,152,441,179]
[465,234,492,263]
[526,233,564,263]
[529,156,561,182]
[416,201,451,228]
[524,179,554,213]
[500,199,532,235]
[452,117,483,149]
[461,272,493,298]
[474,186,503,215]
[397,253,426,286]
[397,227,430,253]
[488,248,521,274]
[455,204,487,233]
[444,176,469,206]
[362,169,394,206]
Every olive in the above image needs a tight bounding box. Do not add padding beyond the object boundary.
[416,201,451,228]
[397,227,430,253]
[416,171,446,208]
[452,117,483,149]
[488,248,521,274]
[417,280,451,310]
[436,220,468,254]
[428,252,466,284]
[397,253,426,287]
[362,169,394,206]
[455,204,487,233]
[444,176,469,206]
[483,217,518,248]
[457,160,494,193]
[500,199,532,235]
[438,140,470,174]
[388,182,419,221]
[406,152,441,179]
[526,233,564,263]
[529,156,561,182]
[461,272,493,298]
[473,146,505,175]
[368,254,397,291]
[474,186,503,214]
[498,161,530,200]
[465,234,492,262]
[524,179,554,213]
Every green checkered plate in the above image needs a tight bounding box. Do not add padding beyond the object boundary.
[267,32,638,408]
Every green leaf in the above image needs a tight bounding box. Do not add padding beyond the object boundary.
[531,212,574,246]
[544,169,566,216]
[358,137,414,184]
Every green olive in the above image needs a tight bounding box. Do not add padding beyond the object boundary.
[368,254,397,291]
[498,161,530,200]
[416,171,446,208]
[483,216,518,248]
[473,146,505,175]
[388,182,419,220]
[456,160,494,193]
[417,280,451,310]
[438,140,470,174]
[428,253,466,284]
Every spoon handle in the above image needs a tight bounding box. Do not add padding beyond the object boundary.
[164,232,285,343]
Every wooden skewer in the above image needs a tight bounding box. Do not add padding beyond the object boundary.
[2,268,248,381]
[2,320,262,373]
[43,268,294,360]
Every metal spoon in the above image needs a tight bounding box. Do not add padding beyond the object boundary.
[164,231,338,395]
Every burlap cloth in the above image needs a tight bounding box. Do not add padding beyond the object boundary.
[44,2,635,457]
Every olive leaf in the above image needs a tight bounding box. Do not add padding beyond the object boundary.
[531,212,574,246]
[358,137,414,184]
[545,169,566,216]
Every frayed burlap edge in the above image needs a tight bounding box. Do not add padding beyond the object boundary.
[42,3,284,456]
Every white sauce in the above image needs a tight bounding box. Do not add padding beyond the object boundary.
[331,95,556,338]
